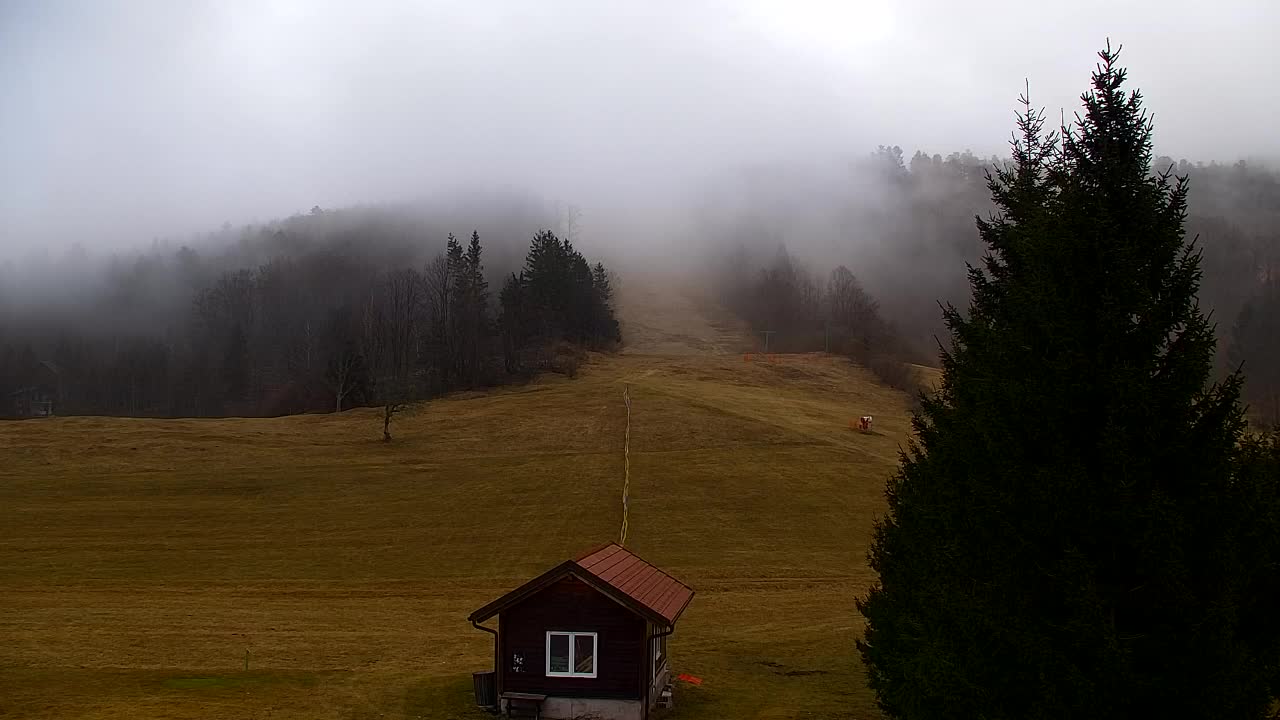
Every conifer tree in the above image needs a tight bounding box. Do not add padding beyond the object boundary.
[498,272,527,373]
[567,249,594,342]
[503,229,621,356]
[463,230,490,386]
[858,44,1280,719]
[444,233,466,379]
[466,230,489,313]
[592,262,621,344]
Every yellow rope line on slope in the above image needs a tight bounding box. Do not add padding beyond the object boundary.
[619,384,631,546]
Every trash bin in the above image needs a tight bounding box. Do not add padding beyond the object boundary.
[472,670,497,710]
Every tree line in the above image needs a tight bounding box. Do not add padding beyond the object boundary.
[697,142,1280,427]
[0,223,619,419]
[716,245,921,391]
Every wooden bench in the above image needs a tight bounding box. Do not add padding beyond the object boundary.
[500,692,547,719]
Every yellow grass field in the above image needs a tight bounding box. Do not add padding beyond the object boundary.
[0,277,924,719]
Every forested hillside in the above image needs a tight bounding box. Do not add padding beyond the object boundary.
[702,149,1280,424]
[0,200,618,418]
[3,151,1279,424]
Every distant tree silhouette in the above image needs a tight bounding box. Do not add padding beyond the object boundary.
[715,247,916,389]
[498,272,529,374]
[221,323,250,402]
[1230,270,1280,427]
[591,262,621,344]
[322,308,365,413]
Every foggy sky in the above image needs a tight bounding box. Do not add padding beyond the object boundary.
[2,0,1277,258]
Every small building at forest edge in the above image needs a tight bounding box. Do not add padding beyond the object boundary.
[469,543,695,720]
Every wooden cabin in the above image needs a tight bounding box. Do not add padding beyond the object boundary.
[9,386,53,418]
[469,543,695,720]
[7,360,60,418]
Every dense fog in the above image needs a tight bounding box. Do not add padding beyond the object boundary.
[2,1,1279,421]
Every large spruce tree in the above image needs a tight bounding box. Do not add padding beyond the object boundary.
[858,44,1280,719]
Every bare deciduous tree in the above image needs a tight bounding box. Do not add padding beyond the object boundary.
[371,374,417,442]
[323,309,364,413]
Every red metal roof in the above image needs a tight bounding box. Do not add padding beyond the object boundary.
[576,544,695,625]
[468,543,695,627]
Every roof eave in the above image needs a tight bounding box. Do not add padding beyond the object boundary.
[467,560,579,624]
[468,561,678,628]
[663,589,696,627]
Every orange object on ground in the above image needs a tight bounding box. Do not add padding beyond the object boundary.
[676,673,703,685]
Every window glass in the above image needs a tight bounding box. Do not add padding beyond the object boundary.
[548,633,570,674]
[574,634,595,674]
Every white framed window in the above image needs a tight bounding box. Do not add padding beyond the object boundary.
[546,631,598,678]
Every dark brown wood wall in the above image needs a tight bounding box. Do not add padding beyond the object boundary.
[499,574,645,699]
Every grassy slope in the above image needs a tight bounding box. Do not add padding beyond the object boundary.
[0,276,919,719]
